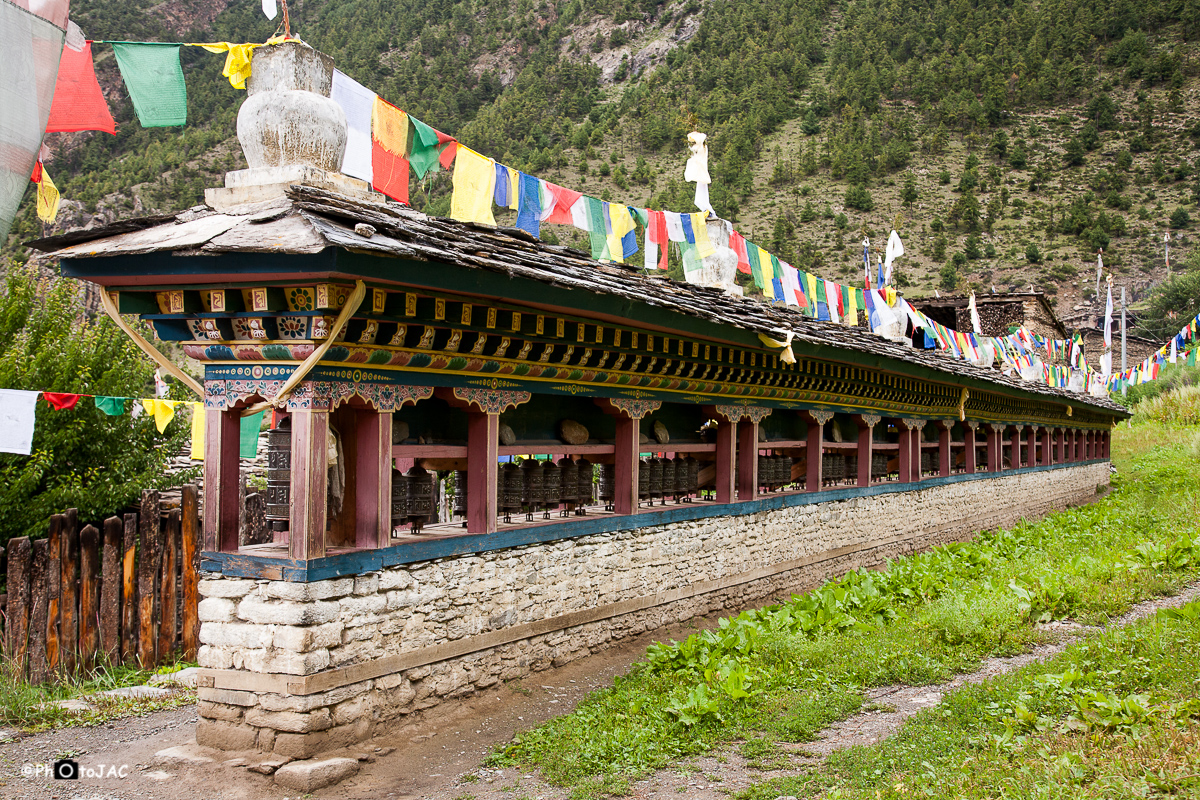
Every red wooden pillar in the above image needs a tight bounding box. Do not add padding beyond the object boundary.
[1104,429,1111,458]
[801,411,828,491]
[937,420,952,477]
[853,414,878,487]
[1068,428,1078,461]
[1041,426,1052,466]
[1088,430,1096,459]
[714,417,737,503]
[1009,425,1023,469]
[897,421,913,484]
[1027,425,1038,467]
[355,408,393,548]
[736,419,758,501]
[466,411,499,534]
[202,406,241,553]
[1056,427,1065,463]
[613,415,640,514]
[290,409,329,560]
[965,421,978,474]
[987,424,1003,472]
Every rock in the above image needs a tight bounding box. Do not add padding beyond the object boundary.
[95,685,172,700]
[144,770,173,780]
[376,746,394,756]
[248,756,292,775]
[274,757,360,791]
[639,432,650,444]
[354,223,376,238]
[653,420,669,444]
[558,419,589,445]
[0,728,17,744]
[829,422,844,443]
[498,423,516,446]
[44,699,91,713]
[222,758,250,767]
[154,745,215,766]
[353,751,377,763]
[149,667,200,688]
[391,421,410,444]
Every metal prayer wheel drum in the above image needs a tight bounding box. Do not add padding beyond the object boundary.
[780,455,794,488]
[843,455,856,482]
[871,452,889,480]
[499,462,522,522]
[670,456,687,502]
[265,422,292,521]
[647,458,663,501]
[405,464,433,532]
[638,459,651,503]
[920,451,934,475]
[540,459,560,517]
[520,458,543,520]
[557,457,578,516]
[661,456,676,500]
[390,469,409,530]
[576,458,593,514]
[598,463,615,510]
[757,455,772,492]
[685,456,699,496]
[451,469,468,526]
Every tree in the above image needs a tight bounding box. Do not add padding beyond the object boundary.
[844,184,874,211]
[1134,271,1200,340]
[939,263,959,291]
[801,108,821,136]
[1063,136,1086,166]
[964,234,982,260]
[1026,242,1042,263]
[900,172,918,206]
[989,129,1009,162]
[0,267,192,545]
[1009,140,1028,170]
[1170,207,1192,229]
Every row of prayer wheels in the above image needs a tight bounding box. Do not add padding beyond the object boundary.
[497,458,595,522]
[389,465,435,533]
[758,455,796,492]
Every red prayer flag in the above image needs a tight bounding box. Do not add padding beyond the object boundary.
[544,182,583,225]
[730,230,751,274]
[371,140,410,204]
[45,42,116,134]
[647,209,668,270]
[30,160,42,183]
[42,391,82,410]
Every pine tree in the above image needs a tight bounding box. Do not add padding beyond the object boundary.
[900,172,918,206]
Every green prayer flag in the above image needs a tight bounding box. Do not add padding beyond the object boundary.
[112,43,188,127]
[746,246,763,288]
[408,115,443,179]
[584,196,608,261]
[1188,348,1197,367]
[239,411,265,459]
[94,396,127,416]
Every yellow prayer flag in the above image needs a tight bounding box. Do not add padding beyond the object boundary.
[36,168,60,223]
[605,204,636,263]
[757,248,775,282]
[805,272,820,308]
[189,402,205,460]
[506,165,520,210]
[371,97,408,155]
[691,212,716,258]
[449,145,497,226]
[844,287,858,326]
[142,398,180,434]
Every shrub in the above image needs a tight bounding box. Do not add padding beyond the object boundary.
[1026,242,1042,263]
[844,184,874,211]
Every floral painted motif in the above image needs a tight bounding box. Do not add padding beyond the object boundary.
[277,316,308,339]
[287,288,315,311]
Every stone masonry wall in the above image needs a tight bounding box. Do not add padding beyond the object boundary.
[195,462,1110,757]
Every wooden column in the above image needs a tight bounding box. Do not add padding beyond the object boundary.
[802,412,826,491]
[289,409,329,561]
[736,419,758,501]
[714,418,737,503]
[897,421,913,484]
[937,420,952,477]
[120,512,137,663]
[1088,430,1096,459]
[136,493,158,669]
[1027,425,1039,467]
[5,536,31,675]
[1056,428,1066,464]
[79,525,100,671]
[100,517,122,665]
[965,421,979,474]
[613,415,640,515]
[28,539,49,683]
[1009,425,1024,469]
[60,509,79,675]
[1041,426,1053,466]
[355,408,393,548]
[1067,428,1076,461]
[466,410,500,534]
[202,407,242,554]
[853,414,878,487]
[1104,430,1111,458]
[987,424,1003,472]
[46,514,61,675]
[181,485,199,661]
[904,419,926,481]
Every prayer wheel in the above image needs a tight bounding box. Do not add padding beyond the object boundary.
[390,469,409,530]
[265,422,291,522]
[660,456,676,502]
[844,455,857,483]
[500,462,522,523]
[920,451,933,475]
[638,459,651,505]
[540,458,560,518]
[576,458,592,514]
[405,464,433,533]
[520,458,543,521]
[871,452,889,481]
[671,456,687,503]
[647,457,663,504]
[557,457,578,517]
[598,463,615,510]
[452,469,468,527]
[685,456,699,499]
[779,455,793,488]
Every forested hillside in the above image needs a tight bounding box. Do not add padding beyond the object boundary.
[7,0,1200,328]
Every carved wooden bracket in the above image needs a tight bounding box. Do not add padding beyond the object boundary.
[595,396,663,420]
[709,404,773,424]
[901,418,927,430]
[855,413,882,428]
[206,378,433,412]
[451,386,533,414]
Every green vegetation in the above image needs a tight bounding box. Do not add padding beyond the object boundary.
[0,265,193,547]
[489,422,1200,797]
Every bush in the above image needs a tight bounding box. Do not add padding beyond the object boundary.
[939,263,959,291]
[1026,242,1042,263]
[844,184,874,211]
[0,267,192,546]
[1170,207,1191,229]
[1132,385,1200,426]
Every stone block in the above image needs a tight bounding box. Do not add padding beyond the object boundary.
[245,707,332,733]
[243,647,331,675]
[195,719,259,752]
[154,745,215,766]
[263,578,354,602]
[197,645,234,670]
[353,574,380,595]
[197,687,258,707]
[200,622,274,649]
[330,693,376,727]
[271,622,344,653]
[198,597,237,623]
[197,700,244,723]
[273,757,359,792]
[237,596,340,625]
[198,579,256,598]
[379,570,413,590]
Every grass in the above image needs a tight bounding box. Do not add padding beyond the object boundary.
[0,654,197,732]
[488,422,1200,797]
[1132,384,1200,426]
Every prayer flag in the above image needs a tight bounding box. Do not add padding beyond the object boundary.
[36,164,60,223]
[371,97,409,203]
[605,203,636,262]
[407,115,456,178]
[883,230,904,285]
[193,42,259,90]
[644,209,668,271]
[493,162,512,208]
[94,396,126,416]
[781,264,800,307]
[730,231,751,274]
[42,392,81,410]
[663,211,687,242]
[843,285,858,326]
[449,145,496,226]
[746,246,764,289]
[769,255,786,302]
[1103,285,1114,349]
[240,410,265,458]
[543,182,582,225]
[515,172,544,237]
[0,389,40,455]
[814,278,830,321]
[583,196,609,260]
[112,43,188,127]
[330,70,375,182]
[46,42,116,134]
[823,280,840,324]
[142,399,180,433]
[262,0,278,20]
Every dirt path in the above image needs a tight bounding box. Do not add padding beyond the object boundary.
[2,584,1195,800]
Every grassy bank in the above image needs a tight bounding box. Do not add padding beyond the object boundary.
[489,423,1200,798]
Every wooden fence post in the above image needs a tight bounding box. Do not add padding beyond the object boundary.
[138,491,160,668]
[79,525,100,671]
[181,484,200,661]
[45,514,61,674]
[121,512,137,663]
[158,510,180,662]
[28,539,49,684]
[59,510,79,676]
[5,537,31,677]
[100,517,122,665]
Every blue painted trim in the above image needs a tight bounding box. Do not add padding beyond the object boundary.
[201,459,1110,582]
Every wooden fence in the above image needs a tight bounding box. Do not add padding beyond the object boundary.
[1,485,201,682]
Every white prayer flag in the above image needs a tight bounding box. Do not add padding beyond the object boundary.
[883,230,904,285]
[1103,284,1114,349]
[330,70,375,182]
[968,291,981,334]
[0,389,40,455]
[262,0,278,20]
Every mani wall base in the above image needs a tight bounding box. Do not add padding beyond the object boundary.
[194,461,1110,758]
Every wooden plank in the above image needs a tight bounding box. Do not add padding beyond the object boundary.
[290,410,329,560]
[736,420,758,501]
[78,525,100,671]
[45,514,61,674]
[121,512,138,663]
[714,420,735,503]
[466,411,499,535]
[612,415,639,516]
[59,510,79,676]
[181,484,200,661]
[138,491,160,668]
[158,511,180,662]
[4,537,31,677]
[27,539,49,684]
[100,517,121,665]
